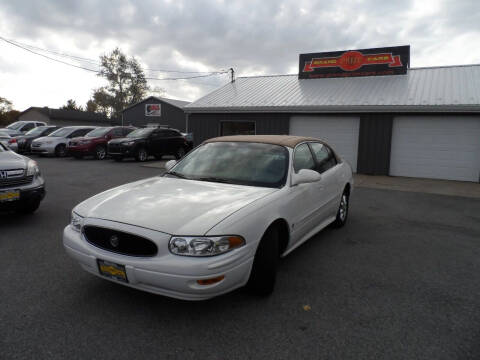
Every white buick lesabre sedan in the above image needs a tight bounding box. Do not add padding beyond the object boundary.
[63,135,353,300]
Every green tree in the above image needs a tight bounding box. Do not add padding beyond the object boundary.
[91,48,149,118]
[0,96,12,113]
[61,99,83,111]
[0,97,15,126]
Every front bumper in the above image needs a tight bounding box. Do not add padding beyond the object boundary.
[31,143,56,155]
[68,145,95,156]
[63,219,254,300]
[107,144,134,157]
[0,180,46,211]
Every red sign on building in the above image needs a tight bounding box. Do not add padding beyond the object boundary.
[299,46,410,79]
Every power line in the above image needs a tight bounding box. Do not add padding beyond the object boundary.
[0,36,99,73]
[0,35,229,80]
[1,36,223,74]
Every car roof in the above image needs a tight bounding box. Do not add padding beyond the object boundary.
[203,135,325,149]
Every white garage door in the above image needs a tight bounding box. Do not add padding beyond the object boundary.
[290,115,360,171]
[390,116,480,182]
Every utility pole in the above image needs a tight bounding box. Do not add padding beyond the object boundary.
[229,68,235,83]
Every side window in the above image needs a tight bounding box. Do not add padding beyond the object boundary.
[43,127,56,136]
[22,123,35,131]
[293,143,315,173]
[123,128,135,136]
[78,128,94,137]
[36,122,44,127]
[166,130,180,137]
[111,128,123,137]
[310,142,337,173]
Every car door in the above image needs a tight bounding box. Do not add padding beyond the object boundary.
[149,130,164,155]
[309,142,342,219]
[288,143,325,245]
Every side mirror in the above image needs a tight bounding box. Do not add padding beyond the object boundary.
[291,169,321,186]
[165,160,177,172]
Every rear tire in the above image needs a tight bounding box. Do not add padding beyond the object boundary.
[331,189,349,228]
[247,226,279,296]
[94,145,107,160]
[135,147,148,162]
[54,144,67,157]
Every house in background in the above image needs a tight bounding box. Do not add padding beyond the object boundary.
[121,96,189,131]
[17,107,112,127]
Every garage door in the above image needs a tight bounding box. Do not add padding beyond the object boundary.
[290,115,360,171]
[390,116,480,182]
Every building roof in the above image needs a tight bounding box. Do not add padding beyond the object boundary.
[186,64,480,113]
[122,96,190,112]
[203,135,322,148]
[19,107,110,122]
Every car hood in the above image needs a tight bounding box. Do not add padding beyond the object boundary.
[33,136,65,144]
[75,176,277,235]
[109,137,142,144]
[0,150,27,169]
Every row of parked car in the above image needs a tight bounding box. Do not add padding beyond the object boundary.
[0,121,194,162]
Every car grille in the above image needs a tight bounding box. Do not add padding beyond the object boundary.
[0,175,34,188]
[31,142,41,148]
[83,226,158,257]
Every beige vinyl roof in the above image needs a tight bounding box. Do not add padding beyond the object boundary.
[203,135,322,148]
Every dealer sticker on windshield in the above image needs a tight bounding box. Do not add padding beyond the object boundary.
[0,190,20,202]
[97,259,128,283]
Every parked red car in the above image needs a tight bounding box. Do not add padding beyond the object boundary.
[67,126,136,160]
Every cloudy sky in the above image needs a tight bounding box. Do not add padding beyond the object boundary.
[0,0,479,111]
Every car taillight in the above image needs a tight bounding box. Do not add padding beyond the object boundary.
[8,138,17,144]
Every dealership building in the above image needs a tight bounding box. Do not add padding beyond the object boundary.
[122,96,189,130]
[186,46,480,182]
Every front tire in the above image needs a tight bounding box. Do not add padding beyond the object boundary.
[18,199,41,214]
[54,144,67,157]
[247,226,279,296]
[175,147,186,160]
[135,147,148,162]
[94,145,107,160]
[332,189,349,228]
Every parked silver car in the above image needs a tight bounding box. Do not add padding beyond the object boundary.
[31,126,97,157]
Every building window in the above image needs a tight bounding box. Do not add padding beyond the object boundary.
[220,121,256,136]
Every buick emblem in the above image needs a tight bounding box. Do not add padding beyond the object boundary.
[0,170,7,179]
[110,235,120,248]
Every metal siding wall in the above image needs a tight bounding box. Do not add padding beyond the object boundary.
[123,99,186,131]
[357,114,393,175]
[188,113,289,145]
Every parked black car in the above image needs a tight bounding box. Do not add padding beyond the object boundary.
[107,127,190,162]
[0,142,45,213]
[16,126,60,154]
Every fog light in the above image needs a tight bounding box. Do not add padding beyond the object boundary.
[196,275,225,286]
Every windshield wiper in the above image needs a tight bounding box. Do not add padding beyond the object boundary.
[166,171,190,179]
[194,176,235,184]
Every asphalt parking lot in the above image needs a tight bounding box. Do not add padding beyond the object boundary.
[1,157,480,360]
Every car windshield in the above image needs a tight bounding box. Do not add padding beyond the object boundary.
[85,127,112,137]
[6,121,25,130]
[25,127,48,136]
[127,128,154,138]
[48,128,73,137]
[168,142,289,188]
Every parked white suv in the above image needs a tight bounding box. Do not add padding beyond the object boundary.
[0,121,48,136]
[31,126,96,157]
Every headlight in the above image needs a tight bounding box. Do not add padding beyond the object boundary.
[70,211,84,232]
[79,140,91,145]
[26,160,40,177]
[122,141,135,146]
[169,236,245,257]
